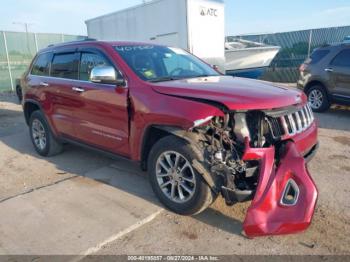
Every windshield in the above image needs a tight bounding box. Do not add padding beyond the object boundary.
[114,45,219,82]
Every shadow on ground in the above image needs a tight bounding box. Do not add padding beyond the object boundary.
[0,105,245,237]
[315,106,350,132]
[0,93,20,104]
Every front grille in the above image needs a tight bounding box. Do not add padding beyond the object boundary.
[267,104,314,139]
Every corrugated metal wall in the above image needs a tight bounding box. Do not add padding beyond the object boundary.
[0,31,86,92]
[227,25,350,83]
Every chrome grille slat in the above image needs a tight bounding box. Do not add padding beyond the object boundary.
[270,104,314,139]
[305,106,311,126]
[305,105,311,125]
[300,109,306,130]
[295,112,302,133]
[302,107,308,126]
[280,116,289,134]
[308,104,315,122]
[288,114,297,135]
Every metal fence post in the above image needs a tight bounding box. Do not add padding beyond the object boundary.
[34,33,39,52]
[308,29,313,58]
[2,31,14,91]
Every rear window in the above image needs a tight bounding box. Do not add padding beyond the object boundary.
[31,53,52,76]
[307,49,330,65]
[51,53,78,79]
[331,49,350,67]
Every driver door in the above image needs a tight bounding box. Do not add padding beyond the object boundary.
[72,49,130,156]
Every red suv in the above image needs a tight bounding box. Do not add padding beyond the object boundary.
[22,40,318,237]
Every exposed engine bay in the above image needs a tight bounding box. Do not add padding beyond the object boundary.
[159,101,318,237]
[191,103,317,235]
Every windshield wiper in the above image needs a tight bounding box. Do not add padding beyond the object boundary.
[181,74,219,80]
[148,76,180,83]
[149,74,218,83]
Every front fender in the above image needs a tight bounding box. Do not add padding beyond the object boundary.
[130,92,225,161]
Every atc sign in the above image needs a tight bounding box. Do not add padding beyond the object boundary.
[200,6,218,17]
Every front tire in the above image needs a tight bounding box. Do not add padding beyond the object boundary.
[148,136,215,215]
[29,111,63,157]
[306,85,330,112]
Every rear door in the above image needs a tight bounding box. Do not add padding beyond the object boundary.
[48,51,81,137]
[26,51,52,97]
[71,48,130,156]
[328,48,350,101]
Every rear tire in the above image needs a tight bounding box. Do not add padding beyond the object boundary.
[16,85,23,103]
[29,111,63,157]
[306,85,330,112]
[148,136,215,215]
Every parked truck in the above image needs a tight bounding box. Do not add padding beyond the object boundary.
[85,0,225,72]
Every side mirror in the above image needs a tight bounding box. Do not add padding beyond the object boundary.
[90,66,125,85]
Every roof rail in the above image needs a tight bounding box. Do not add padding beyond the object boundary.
[47,38,97,47]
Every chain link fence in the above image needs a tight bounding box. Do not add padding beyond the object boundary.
[0,31,86,92]
[227,26,350,83]
[2,26,349,90]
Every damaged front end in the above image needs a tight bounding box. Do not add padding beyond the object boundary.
[191,103,318,237]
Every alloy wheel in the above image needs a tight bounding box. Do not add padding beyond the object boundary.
[155,151,196,203]
[31,119,47,151]
[308,89,324,109]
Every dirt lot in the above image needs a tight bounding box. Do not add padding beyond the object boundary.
[0,92,349,256]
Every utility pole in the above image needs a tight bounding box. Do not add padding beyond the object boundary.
[13,22,34,34]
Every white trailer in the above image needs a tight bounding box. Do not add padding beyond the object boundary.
[85,0,225,71]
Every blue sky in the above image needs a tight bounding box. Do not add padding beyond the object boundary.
[0,0,349,36]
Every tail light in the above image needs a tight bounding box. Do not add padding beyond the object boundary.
[299,63,307,72]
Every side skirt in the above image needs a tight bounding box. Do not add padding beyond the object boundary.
[60,135,139,166]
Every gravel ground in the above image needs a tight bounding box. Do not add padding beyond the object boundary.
[0,94,114,201]
[0,92,349,256]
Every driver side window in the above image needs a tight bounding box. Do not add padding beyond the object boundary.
[79,52,112,81]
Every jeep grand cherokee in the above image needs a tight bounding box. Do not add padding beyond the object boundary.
[22,40,318,237]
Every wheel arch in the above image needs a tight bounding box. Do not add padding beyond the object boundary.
[141,125,217,193]
[23,100,42,125]
[304,80,328,95]
[140,125,198,170]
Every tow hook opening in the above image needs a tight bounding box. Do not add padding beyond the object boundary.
[280,179,299,206]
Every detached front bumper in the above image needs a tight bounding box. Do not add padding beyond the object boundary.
[242,140,318,237]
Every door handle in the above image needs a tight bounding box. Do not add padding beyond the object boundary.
[325,68,334,72]
[39,82,49,87]
[72,87,85,93]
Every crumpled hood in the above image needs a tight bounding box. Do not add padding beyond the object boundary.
[151,76,306,110]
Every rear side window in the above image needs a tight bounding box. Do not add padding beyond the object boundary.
[308,49,330,65]
[331,49,350,67]
[31,53,52,76]
[51,53,78,79]
[79,52,112,81]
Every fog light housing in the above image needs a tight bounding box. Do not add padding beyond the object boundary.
[280,179,299,206]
